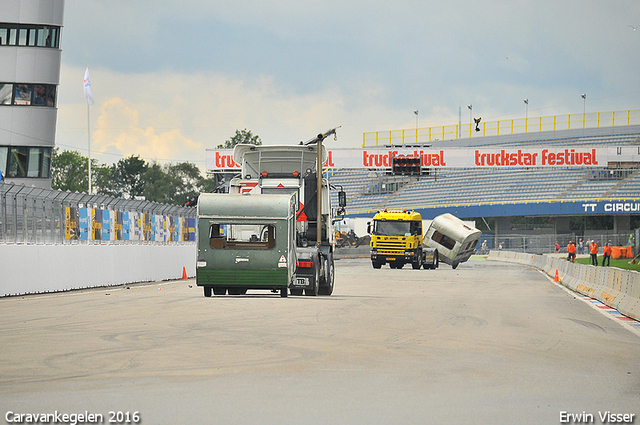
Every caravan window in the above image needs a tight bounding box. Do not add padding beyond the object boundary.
[464,240,479,251]
[210,223,276,249]
[432,230,456,250]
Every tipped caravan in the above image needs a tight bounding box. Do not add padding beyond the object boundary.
[423,213,482,269]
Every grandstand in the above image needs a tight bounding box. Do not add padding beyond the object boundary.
[329,124,640,250]
[331,125,640,215]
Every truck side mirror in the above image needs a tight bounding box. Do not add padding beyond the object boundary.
[367,222,371,234]
[338,190,347,207]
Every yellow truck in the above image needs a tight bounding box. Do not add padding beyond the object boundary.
[367,209,438,269]
[368,210,482,270]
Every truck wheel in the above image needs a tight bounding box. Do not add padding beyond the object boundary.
[213,287,227,295]
[318,253,335,295]
[372,261,382,269]
[204,286,212,297]
[281,287,288,297]
[291,288,303,296]
[412,251,422,269]
[395,262,404,269]
[228,287,243,295]
[319,254,334,296]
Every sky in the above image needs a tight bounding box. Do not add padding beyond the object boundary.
[56,0,640,171]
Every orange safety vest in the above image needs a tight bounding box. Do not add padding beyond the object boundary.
[567,244,576,254]
[590,243,599,255]
[604,245,612,256]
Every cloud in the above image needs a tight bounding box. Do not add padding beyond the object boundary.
[56,65,407,169]
[55,0,640,171]
[92,97,203,164]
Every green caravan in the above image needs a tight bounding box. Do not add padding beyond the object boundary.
[196,193,297,297]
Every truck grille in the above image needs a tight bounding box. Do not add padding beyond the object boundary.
[375,240,406,251]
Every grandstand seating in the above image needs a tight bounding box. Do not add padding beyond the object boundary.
[613,172,640,198]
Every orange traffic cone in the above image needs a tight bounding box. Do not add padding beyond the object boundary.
[554,269,559,282]
[182,266,188,280]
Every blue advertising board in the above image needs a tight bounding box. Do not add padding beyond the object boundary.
[123,212,131,241]
[79,208,90,240]
[102,210,110,241]
[349,199,640,220]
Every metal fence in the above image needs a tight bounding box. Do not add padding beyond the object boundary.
[490,231,639,256]
[363,109,640,145]
[0,182,197,245]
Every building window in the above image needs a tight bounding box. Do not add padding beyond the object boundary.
[0,146,51,179]
[0,84,11,105]
[0,147,7,178]
[8,146,28,177]
[0,23,60,48]
[14,84,32,105]
[0,83,56,107]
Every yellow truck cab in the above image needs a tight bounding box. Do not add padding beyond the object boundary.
[367,209,438,269]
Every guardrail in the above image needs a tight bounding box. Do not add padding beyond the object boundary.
[488,250,640,321]
[0,182,197,245]
[363,109,640,146]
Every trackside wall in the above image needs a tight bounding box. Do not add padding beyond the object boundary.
[0,244,196,297]
[488,251,640,321]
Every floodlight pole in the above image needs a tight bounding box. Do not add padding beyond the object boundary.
[581,94,587,127]
[87,101,92,194]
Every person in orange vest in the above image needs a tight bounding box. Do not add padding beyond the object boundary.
[567,241,576,262]
[602,242,613,267]
[590,240,599,266]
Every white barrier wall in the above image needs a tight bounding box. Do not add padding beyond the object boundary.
[0,244,197,297]
[488,251,640,321]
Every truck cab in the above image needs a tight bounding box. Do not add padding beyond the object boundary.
[368,209,430,269]
[227,143,343,296]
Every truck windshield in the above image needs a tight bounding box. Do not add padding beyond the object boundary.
[373,220,413,236]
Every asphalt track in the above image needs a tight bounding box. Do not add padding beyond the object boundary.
[1,258,639,425]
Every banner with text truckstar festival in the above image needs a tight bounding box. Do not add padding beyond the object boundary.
[206,146,609,171]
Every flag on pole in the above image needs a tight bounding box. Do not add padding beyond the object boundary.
[83,67,94,105]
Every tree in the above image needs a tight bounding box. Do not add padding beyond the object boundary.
[51,148,105,193]
[94,165,119,197]
[142,161,207,205]
[51,149,211,205]
[111,155,148,199]
[165,162,203,205]
[216,128,262,149]
[143,162,176,204]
